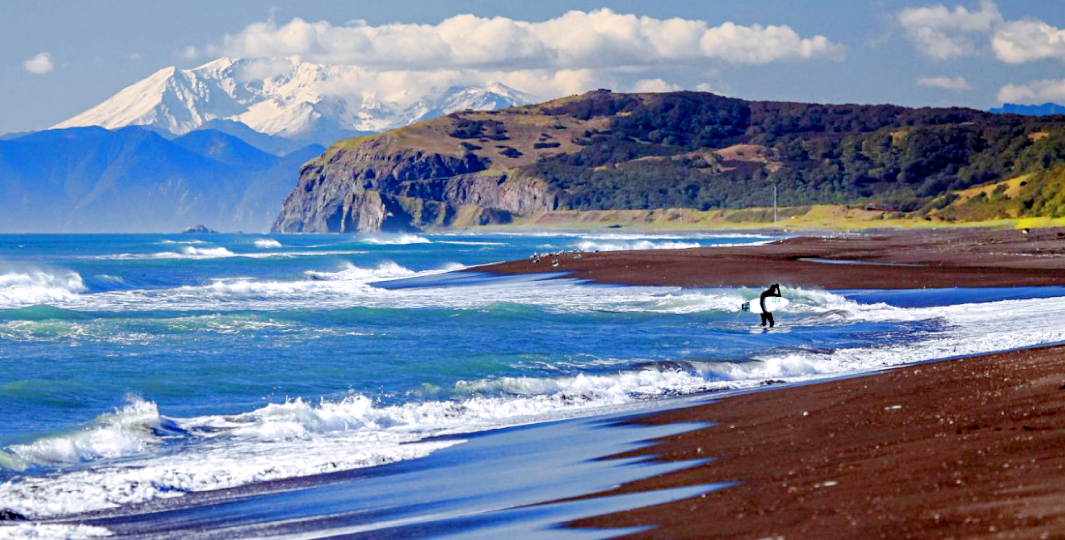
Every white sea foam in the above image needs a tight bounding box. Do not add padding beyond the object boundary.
[438,241,508,246]
[254,239,283,249]
[575,240,702,252]
[0,383,662,518]
[92,249,367,261]
[0,269,87,309]
[493,232,774,240]
[93,274,125,285]
[6,398,163,468]
[0,523,113,540]
[360,234,431,245]
[0,264,865,315]
[8,290,1065,519]
[0,357,721,519]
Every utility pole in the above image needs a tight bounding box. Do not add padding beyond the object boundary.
[773,185,777,224]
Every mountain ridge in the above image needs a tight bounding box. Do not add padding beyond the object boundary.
[0,126,322,233]
[53,58,536,147]
[990,103,1065,116]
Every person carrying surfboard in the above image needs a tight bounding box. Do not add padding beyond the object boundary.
[760,284,782,328]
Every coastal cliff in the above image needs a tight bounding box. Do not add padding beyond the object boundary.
[271,106,598,232]
[273,90,1065,233]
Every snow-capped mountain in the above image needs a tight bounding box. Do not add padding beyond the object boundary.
[403,84,540,125]
[54,58,537,145]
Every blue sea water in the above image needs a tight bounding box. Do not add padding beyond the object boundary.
[2,231,1065,539]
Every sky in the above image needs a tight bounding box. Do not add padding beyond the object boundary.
[2,0,1065,135]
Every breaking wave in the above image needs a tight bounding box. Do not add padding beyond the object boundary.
[254,239,283,249]
[0,268,87,309]
[5,286,1065,519]
[92,248,367,260]
[360,234,431,245]
[575,240,702,252]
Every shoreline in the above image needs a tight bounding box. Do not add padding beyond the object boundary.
[568,344,1065,539]
[469,226,1065,536]
[475,227,1065,289]
[449,205,1065,233]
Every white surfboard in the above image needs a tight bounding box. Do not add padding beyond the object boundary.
[742,297,789,314]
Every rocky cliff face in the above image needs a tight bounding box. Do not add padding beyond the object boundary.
[272,133,561,232]
[272,101,601,232]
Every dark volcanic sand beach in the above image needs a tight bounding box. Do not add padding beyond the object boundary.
[476,228,1065,538]
[479,228,1065,289]
[569,345,1065,540]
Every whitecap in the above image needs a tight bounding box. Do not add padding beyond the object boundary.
[575,240,702,252]
[254,239,283,249]
[6,397,164,467]
[360,234,431,245]
[0,268,87,309]
[437,241,508,246]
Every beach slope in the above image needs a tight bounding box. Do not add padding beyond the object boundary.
[571,344,1065,539]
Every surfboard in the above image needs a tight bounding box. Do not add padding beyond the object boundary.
[742,297,789,314]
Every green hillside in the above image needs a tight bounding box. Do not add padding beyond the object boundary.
[274,90,1065,233]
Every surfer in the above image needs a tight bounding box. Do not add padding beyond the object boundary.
[760,284,781,328]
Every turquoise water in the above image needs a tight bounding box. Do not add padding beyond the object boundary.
[2,231,1065,537]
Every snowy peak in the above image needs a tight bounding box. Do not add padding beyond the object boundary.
[53,58,537,146]
[404,84,538,125]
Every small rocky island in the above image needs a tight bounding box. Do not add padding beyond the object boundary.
[182,224,218,234]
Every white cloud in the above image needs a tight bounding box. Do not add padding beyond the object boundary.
[916,75,971,91]
[992,19,1065,63]
[997,78,1065,104]
[211,9,845,70]
[896,0,1002,59]
[631,78,682,93]
[195,10,844,106]
[23,52,54,74]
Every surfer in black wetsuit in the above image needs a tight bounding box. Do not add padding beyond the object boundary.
[760,284,781,328]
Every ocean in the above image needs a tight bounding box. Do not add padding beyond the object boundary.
[2,231,1065,539]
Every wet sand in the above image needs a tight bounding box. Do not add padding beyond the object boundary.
[478,228,1065,537]
[478,228,1065,289]
[569,345,1065,539]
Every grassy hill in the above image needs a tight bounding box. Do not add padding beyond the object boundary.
[274,90,1065,232]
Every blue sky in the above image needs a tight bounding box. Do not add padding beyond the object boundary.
[2,0,1065,135]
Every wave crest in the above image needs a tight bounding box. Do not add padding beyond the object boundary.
[360,234,431,245]
[254,239,282,249]
[575,240,701,252]
[6,397,164,467]
[0,269,87,309]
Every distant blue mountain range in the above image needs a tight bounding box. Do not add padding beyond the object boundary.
[0,125,323,233]
[989,103,1065,116]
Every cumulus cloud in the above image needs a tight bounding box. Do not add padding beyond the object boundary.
[23,52,54,74]
[992,19,1065,63]
[997,78,1065,104]
[194,10,844,105]
[916,75,971,91]
[210,9,845,70]
[898,1,1065,66]
[629,78,683,93]
[897,0,1002,59]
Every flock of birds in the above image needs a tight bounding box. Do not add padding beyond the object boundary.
[530,249,597,267]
